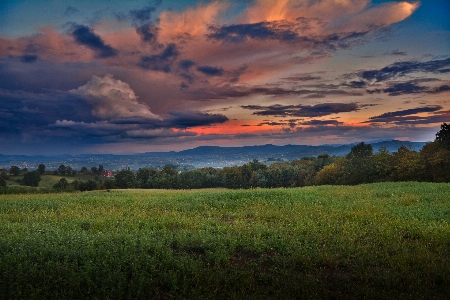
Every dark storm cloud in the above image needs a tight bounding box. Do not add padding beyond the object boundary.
[130,6,156,23]
[19,55,38,63]
[304,89,363,98]
[299,119,343,126]
[358,58,450,82]
[0,72,187,145]
[431,85,450,93]
[71,25,118,58]
[130,6,160,44]
[184,83,362,102]
[344,80,367,89]
[179,59,195,70]
[196,65,224,76]
[367,81,450,96]
[0,88,97,137]
[94,110,228,129]
[383,82,429,96]
[364,113,450,126]
[0,58,115,94]
[0,82,229,146]
[108,117,160,126]
[367,105,443,123]
[183,85,312,101]
[257,121,288,126]
[136,23,159,43]
[207,19,373,50]
[282,75,322,82]
[371,105,443,119]
[250,87,314,96]
[207,22,293,43]
[138,43,178,72]
[182,87,250,101]
[241,103,360,117]
[212,83,360,99]
[66,110,228,130]
[164,110,228,128]
[50,120,127,137]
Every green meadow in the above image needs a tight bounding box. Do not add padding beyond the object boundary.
[5,174,93,189]
[1,182,449,299]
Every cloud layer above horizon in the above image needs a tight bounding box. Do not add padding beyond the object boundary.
[0,0,449,154]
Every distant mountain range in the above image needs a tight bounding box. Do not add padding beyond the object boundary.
[0,140,428,170]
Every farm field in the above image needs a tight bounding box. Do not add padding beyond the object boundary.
[1,182,449,299]
[4,174,95,189]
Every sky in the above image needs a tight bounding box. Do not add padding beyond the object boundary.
[0,0,449,155]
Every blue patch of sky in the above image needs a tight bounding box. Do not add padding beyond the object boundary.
[334,1,448,64]
[0,0,253,37]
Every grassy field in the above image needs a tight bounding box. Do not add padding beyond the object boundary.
[1,182,449,299]
[38,174,75,188]
[4,174,101,190]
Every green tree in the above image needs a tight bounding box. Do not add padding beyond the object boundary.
[243,160,269,188]
[9,166,20,176]
[162,165,177,176]
[248,159,267,172]
[291,158,321,186]
[70,180,82,191]
[219,166,244,189]
[240,164,252,188]
[373,146,392,182]
[104,179,116,189]
[390,145,422,181]
[341,142,375,185]
[53,178,69,190]
[258,170,270,187]
[38,164,46,175]
[178,169,213,189]
[0,169,9,180]
[78,180,98,191]
[0,176,6,187]
[91,166,99,175]
[66,166,74,176]
[136,168,151,188]
[315,154,334,172]
[266,164,284,188]
[314,160,343,185]
[420,141,450,182]
[435,123,450,150]
[346,142,373,158]
[114,170,136,189]
[22,170,41,187]
[58,164,66,175]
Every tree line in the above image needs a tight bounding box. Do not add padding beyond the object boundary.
[1,123,449,192]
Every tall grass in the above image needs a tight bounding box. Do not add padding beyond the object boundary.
[1,182,449,299]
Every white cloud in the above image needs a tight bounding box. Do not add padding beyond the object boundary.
[71,74,159,120]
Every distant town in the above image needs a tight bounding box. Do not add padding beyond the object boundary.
[0,140,427,171]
